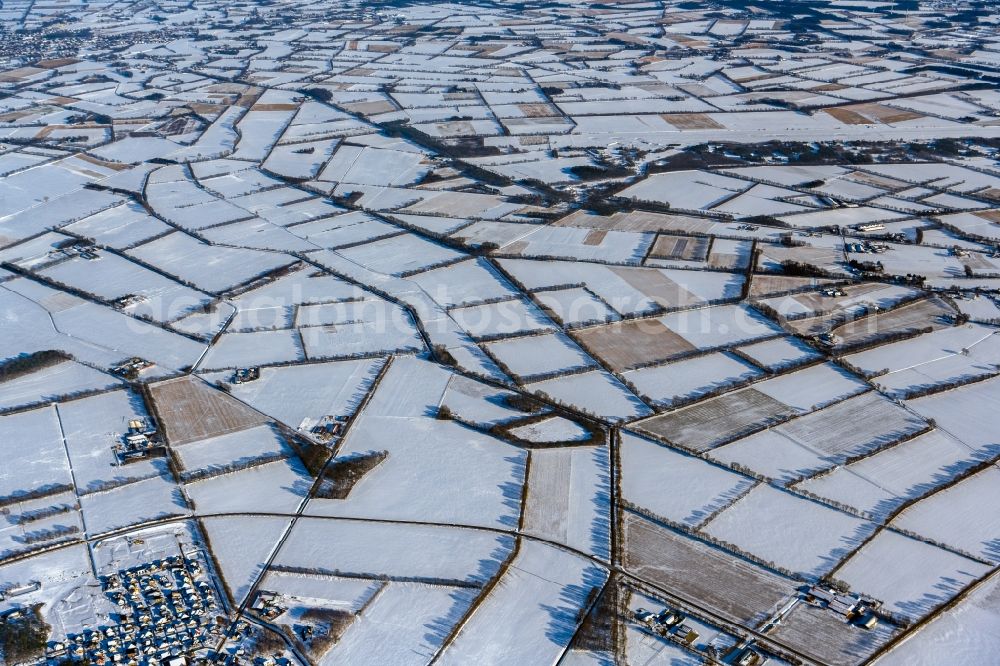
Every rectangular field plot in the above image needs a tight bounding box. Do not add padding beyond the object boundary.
[526,369,651,422]
[623,513,797,627]
[701,484,876,578]
[534,287,617,326]
[0,360,122,412]
[829,297,953,348]
[621,432,754,528]
[78,474,185,536]
[633,387,791,452]
[149,376,268,445]
[174,424,289,475]
[707,237,753,270]
[836,530,991,622]
[749,362,867,412]
[64,202,172,249]
[498,225,652,264]
[795,430,982,520]
[450,298,554,339]
[410,259,517,308]
[0,406,72,502]
[335,233,464,277]
[649,233,710,261]
[846,324,1000,399]
[228,265,363,308]
[128,232,293,294]
[484,331,595,380]
[735,336,820,372]
[275,518,513,584]
[522,445,611,559]
[710,392,928,483]
[185,457,310,514]
[624,352,762,407]
[299,320,423,359]
[572,319,696,372]
[892,467,1000,564]
[199,329,304,370]
[657,304,781,350]
[294,299,409,333]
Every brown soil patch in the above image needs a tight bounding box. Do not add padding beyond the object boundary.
[609,266,701,309]
[251,103,298,112]
[649,234,710,261]
[572,319,695,372]
[633,388,791,452]
[37,58,79,69]
[823,107,871,125]
[623,513,795,626]
[518,103,560,118]
[342,100,396,116]
[0,67,46,82]
[974,209,1000,223]
[149,376,268,446]
[855,103,922,124]
[662,113,724,130]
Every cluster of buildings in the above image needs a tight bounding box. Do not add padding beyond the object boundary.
[847,241,892,254]
[633,606,700,647]
[805,585,881,630]
[47,556,225,666]
[308,415,348,443]
[634,604,770,664]
[111,358,155,379]
[231,368,260,385]
[113,418,162,464]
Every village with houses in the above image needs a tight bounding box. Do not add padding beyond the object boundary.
[2,0,1000,664]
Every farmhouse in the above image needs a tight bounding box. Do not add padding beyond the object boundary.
[112,357,155,378]
[233,367,260,384]
[805,585,880,628]
[114,418,161,463]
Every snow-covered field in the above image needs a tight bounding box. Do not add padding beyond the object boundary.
[485,332,595,379]
[527,370,652,422]
[305,358,526,529]
[701,484,876,577]
[522,444,610,558]
[0,406,72,499]
[836,530,991,621]
[892,468,1000,563]
[79,474,185,536]
[4,2,1000,662]
[438,540,607,666]
[880,571,1000,665]
[0,360,121,411]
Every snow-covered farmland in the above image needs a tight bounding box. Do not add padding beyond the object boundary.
[621,432,754,528]
[438,540,607,666]
[701,484,875,578]
[836,530,991,621]
[892,468,1000,563]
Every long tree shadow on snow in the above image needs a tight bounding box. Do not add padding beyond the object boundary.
[422,535,516,646]
[541,563,607,648]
